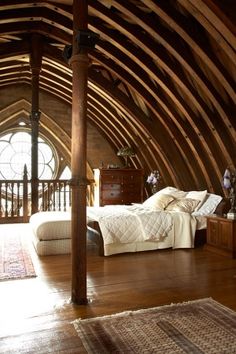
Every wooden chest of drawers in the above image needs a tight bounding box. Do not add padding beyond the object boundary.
[94,168,144,206]
[205,215,236,258]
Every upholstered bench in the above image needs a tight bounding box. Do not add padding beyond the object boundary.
[29,211,71,256]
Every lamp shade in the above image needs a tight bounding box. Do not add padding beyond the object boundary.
[117,146,135,157]
[223,168,231,189]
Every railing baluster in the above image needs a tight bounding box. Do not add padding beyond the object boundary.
[58,182,61,211]
[63,182,66,211]
[5,182,8,217]
[11,182,14,217]
[42,182,45,211]
[0,181,2,217]
[0,178,94,222]
[52,182,56,211]
[17,182,20,216]
[46,182,49,210]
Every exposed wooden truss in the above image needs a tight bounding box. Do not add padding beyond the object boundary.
[0,0,235,194]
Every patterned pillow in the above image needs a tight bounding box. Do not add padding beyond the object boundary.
[166,198,200,213]
[185,190,207,211]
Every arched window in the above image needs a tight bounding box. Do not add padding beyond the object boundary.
[0,130,58,180]
[59,166,71,179]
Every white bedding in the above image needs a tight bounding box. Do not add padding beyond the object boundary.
[28,185,223,256]
[87,205,203,255]
[29,193,211,256]
[87,205,173,244]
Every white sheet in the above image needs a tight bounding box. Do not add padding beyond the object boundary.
[87,205,198,249]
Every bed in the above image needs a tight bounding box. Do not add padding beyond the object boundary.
[29,186,228,256]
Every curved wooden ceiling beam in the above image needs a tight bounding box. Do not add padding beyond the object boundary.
[40,44,216,191]
[139,0,236,101]
[95,0,236,162]
[185,0,236,50]
[88,69,207,189]
[1,3,232,151]
[0,37,225,191]
[0,21,70,44]
[92,31,233,173]
[88,50,224,191]
[0,0,233,195]
[87,91,156,172]
[87,2,233,183]
[88,76,181,185]
[98,0,236,145]
[178,0,236,63]
[44,42,184,160]
[89,1,233,129]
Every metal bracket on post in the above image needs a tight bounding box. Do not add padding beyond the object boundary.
[62,30,100,64]
[30,110,41,123]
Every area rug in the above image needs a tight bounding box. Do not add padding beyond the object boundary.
[73,298,236,354]
[0,231,36,281]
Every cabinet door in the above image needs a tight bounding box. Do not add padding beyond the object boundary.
[207,219,219,246]
[218,221,233,250]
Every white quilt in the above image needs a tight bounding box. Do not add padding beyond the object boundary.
[87,205,197,248]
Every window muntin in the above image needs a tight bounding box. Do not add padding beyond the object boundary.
[0,130,58,180]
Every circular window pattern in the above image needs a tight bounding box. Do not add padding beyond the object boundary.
[0,130,58,180]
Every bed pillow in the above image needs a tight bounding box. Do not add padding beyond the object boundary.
[192,193,223,216]
[143,193,174,210]
[166,198,200,213]
[185,190,207,211]
[156,186,187,199]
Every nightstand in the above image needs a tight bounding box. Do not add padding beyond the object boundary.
[205,215,236,258]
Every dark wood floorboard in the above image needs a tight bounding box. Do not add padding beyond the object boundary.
[0,223,236,353]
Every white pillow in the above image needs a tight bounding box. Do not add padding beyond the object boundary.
[143,193,174,210]
[185,190,207,211]
[156,186,187,199]
[192,193,223,216]
[166,198,200,213]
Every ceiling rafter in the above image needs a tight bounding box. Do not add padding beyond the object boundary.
[0,0,235,194]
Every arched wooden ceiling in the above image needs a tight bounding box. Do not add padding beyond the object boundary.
[0,0,235,195]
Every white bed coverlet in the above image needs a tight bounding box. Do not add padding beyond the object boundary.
[87,205,197,247]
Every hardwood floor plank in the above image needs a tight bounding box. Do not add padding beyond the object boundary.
[0,223,236,353]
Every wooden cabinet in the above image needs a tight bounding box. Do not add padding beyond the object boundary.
[205,215,236,258]
[94,168,143,206]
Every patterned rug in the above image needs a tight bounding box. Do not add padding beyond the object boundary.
[73,298,236,354]
[0,227,36,281]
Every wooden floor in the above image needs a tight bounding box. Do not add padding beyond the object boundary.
[0,224,236,353]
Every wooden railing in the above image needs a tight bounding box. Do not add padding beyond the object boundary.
[0,177,95,224]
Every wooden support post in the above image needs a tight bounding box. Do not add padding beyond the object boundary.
[70,0,89,304]
[29,34,43,215]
